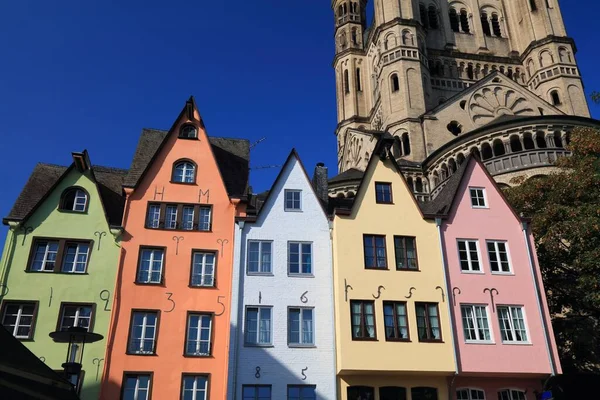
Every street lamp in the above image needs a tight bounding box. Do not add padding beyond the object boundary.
[49,327,104,388]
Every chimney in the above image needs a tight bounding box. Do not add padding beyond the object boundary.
[312,162,329,203]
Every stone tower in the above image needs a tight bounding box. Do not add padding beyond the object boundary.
[331,0,597,199]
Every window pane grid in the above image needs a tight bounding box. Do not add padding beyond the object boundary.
[245,307,272,345]
[487,241,511,273]
[394,236,417,270]
[498,306,528,343]
[123,374,150,400]
[186,314,212,356]
[289,308,314,345]
[147,205,161,228]
[498,389,526,400]
[137,249,164,284]
[166,205,178,229]
[2,303,36,339]
[375,183,392,203]
[351,301,376,339]
[191,252,215,287]
[288,385,316,400]
[182,375,208,400]
[415,303,441,341]
[31,241,59,272]
[288,242,312,275]
[461,305,491,342]
[128,312,158,354]
[181,206,195,230]
[60,305,92,331]
[457,388,485,400]
[248,241,272,273]
[198,207,211,231]
[364,235,387,269]
[383,301,409,340]
[174,162,195,183]
[62,243,89,273]
[243,385,272,400]
[285,190,302,210]
[470,188,486,207]
[458,240,480,272]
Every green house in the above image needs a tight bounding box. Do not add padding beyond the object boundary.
[0,150,126,399]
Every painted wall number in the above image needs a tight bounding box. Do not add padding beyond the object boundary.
[300,291,308,303]
[99,290,111,311]
[165,292,175,313]
[216,296,226,316]
[255,366,261,379]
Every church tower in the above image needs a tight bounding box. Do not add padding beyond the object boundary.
[331,0,596,198]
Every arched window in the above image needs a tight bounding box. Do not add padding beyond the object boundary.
[460,9,470,33]
[493,139,505,156]
[510,135,523,152]
[467,64,474,80]
[351,28,358,45]
[402,30,414,46]
[559,47,571,63]
[480,11,491,36]
[491,13,502,36]
[550,90,561,105]
[428,5,439,29]
[402,133,411,155]
[457,388,485,399]
[419,4,428,28]
[180,125,197,139]
[407,177,414,191]
[449,159,457,174]
[553,131,563,148]
[173,160,196,183]
[393,139,402,158]
[356,68,362,91]
[60,187,89,212]
[523,133,535,150]
[344,70,350,94]
[449,8,460,32]
[499,389,527,400]
[391,73,400,92]
[481,143,493,160]
[457,153,466,165]
[432,171,439,187]
[440,164,448,180]
[415,178,424,193]
[535,132,548,148]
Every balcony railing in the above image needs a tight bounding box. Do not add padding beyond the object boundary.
[483,148,570,176]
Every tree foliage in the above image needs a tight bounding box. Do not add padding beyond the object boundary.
[505,127,600,373]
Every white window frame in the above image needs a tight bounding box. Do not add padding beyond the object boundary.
[73,189,88,212]
[174,161,195,183]
[469,187,488,208]
[288,307,315,346]
[61,243,90,273]
[1,302,36,339]
[498,388,527,400]
[182,375,208,400]
[31,241,59,272]
[245,306,273,346]
[182,206,195,230]
[456,388,486,400]
[486,240,512,274]
[191,252,216,287]
[284,189,302,211]
[186,314,212,356]
[460,305,493,343]
[198,206,212,231]
[124,374,151,400]
[147,204,161,228]
[497,306,530,344]
[137,248,164,284]
[288,242,313,276]
[165,205,178,229]
[59,304,93,331]
[247,240,273,274]
[128,311,158,354]
[457,239,482,273]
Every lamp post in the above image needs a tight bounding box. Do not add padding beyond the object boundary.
[49,327,103,389]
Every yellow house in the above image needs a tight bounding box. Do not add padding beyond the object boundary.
[331,138,456,400]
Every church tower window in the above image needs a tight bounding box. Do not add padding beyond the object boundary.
[460,9,470,33]
[529,0,538,12]
[550,90,561,105]
[428,6,439,29]
[401,133,411,156]
[356,68,362,92]
[391,74,400,92]
[481,11,491,36]
[351,28,358,45]
[419,4,429,28]
[344,70,350,94]
[491,13,502,37]
[449,9,460,32]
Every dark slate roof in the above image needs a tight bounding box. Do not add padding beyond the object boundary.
[0,325,80,400]
[419,156,471,216]
[329,168,364,184]
[247,191,270,215]
[4,163,127,226]
[124,128,250,197]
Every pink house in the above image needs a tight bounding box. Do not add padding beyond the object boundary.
[424,157,561,400]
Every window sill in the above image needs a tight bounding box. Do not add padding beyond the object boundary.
[16,338,35,342]
[385,338,411,343]
[471,206,489,209]
[25,270,89,275]
[183,353,213,358]
[57,209,88,215]
[396,268,420,272]
[145,226,212,233]
[188,285,217,290]
[244,344,274,348]
[126,352,158,357]
[364,267,389,271]
[375,201,394,205]
[465,340,495,345]
[501,341,532,346]
[133,282,165,287]
[491,272,514,276]
[247,272,274,277]
[169,181,197,186]
[418,339,444,343]
[461,270,485,275]
[288,273,314,278]
[284,209,303,212]
[351,337,378,342]
[288,344,316,348]
[177,136,199,141]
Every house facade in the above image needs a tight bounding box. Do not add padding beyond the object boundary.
[331,138,456,400]
[99,98,249,399]
[0,151,126,399]
[228,151,336,400]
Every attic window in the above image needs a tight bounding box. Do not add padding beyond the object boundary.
[60,187,89,213]
[180,125,198,139]
[172,160,196,184]
[447,121,462,136]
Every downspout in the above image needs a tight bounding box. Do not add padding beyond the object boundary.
[435,218,459,393]
[329,219,339,400]
[521,221,556,376]
[229,221,245,400]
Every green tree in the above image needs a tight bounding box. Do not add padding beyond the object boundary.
[505,127,600,373]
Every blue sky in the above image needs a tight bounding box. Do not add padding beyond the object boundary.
[0,0,598,237]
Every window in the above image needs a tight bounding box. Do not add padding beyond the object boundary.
[247,241,272,274]
[146,205,161,228]
[288,308,314,346]
[356,68,362,91]
[181,375,207,400]
[550,90,561,105]
[529,0,537,11]
[481,11,491,36]
[383,301,409,341]
[497,306,529,343]
[380,387,407,400]
[58,304,93,331]
[470,188,487,207]
[243,385,271,400]
[180,125,198,139]
[191,252,216,287]
[284,189,302,211]
[458,240,481,272]
[415,303,441,341]
[288,385,316,400]
[487,241,511,273]
[412,387,439,400]
[1,301,37,339]
[363,235,387,269]
[498,389,526,400]
[245,307,272,345]
[185,313,212,356]
[394,236,418,270]
[60,188,88,212]
[457,388,485,400]
[428,5,438,29]
[145,203,212,231]
[460,9,470,33]
[419,3,428,27]
[344,70,350,94]
[136,248,164,284]
[288,242,312,275]
[29,239,91,273]
[350,300,376,340]
[173,161,196,183]
[461,305,491,343]
[449,8,460,32]
[122,374,151,400]
[128,311,158,354]
[491,13,502,37]
[375,182,393,204]
[391,74,400,92]
[348,386,375,400]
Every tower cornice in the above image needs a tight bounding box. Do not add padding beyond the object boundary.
[332,48,366,67]
[519,35,577,60]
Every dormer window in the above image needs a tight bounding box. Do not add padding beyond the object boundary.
[180,125,198,139]
[60,187,88,212]
[375,182,393,204]
[172,160,196,184]
[284,189,302,211]
[469,187,487,208]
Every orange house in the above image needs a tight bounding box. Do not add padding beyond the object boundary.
[100,98,249,400]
